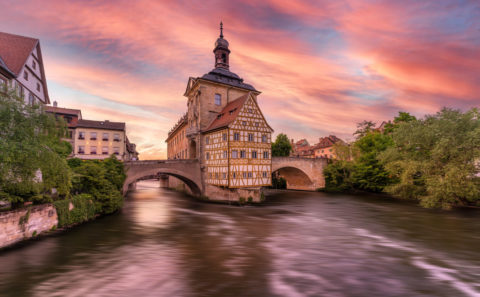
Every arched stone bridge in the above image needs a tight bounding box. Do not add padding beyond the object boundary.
[123,157,327,196]
[123,160,202,195]
[272,157,327,191]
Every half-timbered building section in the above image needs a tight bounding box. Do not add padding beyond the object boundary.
[204,128,229,186]
[228,93,273,187]
[0,32,50,105]
[204,92,273,188]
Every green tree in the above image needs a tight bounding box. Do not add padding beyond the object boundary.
[323,131,393,193]
[354,120,376,139]
[324,160,355,192]
[352,132,394,192]
[102,155,127,191]
[0,89,72,207]
[380,108,480,209]
[383,112,417,134]
[69,158,124,214]
[272,133,292,157]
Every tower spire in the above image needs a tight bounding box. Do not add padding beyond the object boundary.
[214,21,230,70]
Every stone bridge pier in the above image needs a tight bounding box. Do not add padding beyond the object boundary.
[272,157,327,191]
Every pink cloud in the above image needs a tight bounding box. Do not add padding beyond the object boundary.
[0,0,478,158]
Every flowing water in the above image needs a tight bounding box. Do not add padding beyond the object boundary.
[1,180,479,297]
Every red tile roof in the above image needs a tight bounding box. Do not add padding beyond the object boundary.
[0,32,38,76]
[77,119,125,131]
[313,135,343,149]
[44,106,82,117]
[205,94,249,132]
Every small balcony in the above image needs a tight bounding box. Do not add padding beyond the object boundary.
[113,139,120,142]
[78,136,85,140]
[90,137,97,141]
[78,151,85,155]
[102,152,109,155]
[102,138,109,141]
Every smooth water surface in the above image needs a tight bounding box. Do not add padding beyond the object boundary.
[1,181,479,297]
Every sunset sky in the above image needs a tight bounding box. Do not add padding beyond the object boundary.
[1,0,479,159]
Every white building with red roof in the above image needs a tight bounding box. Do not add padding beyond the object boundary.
[0,32,50,105]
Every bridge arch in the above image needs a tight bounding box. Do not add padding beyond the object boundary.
[123,160,203,196]
[273,166,314,190]
[271,157,327,191]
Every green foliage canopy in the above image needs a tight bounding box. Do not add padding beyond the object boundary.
[0,89,72,206]
[272,133,292,157]
[380,108,480,209]
[69,156,125,214]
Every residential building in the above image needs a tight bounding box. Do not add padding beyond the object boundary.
[166,22,273,188]
[74,119,127,160]
[166,114,188,159]
[291,139,314,158]
[44,102,82,148]
[45,103,138,161]
[0,32,50,105]
[312,135,344,159]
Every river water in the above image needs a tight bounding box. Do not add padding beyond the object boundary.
[1,180,479,297]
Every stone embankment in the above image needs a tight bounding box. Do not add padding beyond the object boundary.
[0,204,58,249]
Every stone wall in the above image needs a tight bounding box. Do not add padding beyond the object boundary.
[204,184,263,203]
[165,176,263,203]
[0,204,58,249]
[168,176,193,195]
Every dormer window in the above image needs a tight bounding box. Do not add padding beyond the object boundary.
[23,71,28,81]
[32,60,36,70]
[214,93,221,105]
[36,83,41,92]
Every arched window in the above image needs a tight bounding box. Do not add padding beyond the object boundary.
[221,53,226,63]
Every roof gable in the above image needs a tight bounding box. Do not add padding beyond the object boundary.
[205,94,249,132]
[183,77,197,96]
[0,32,38,75]
[229,94,273,132]
[0,32,50,104]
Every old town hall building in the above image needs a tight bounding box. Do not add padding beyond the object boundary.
[166,23,273,190]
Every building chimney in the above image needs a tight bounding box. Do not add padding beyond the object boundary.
[53,101,58,107]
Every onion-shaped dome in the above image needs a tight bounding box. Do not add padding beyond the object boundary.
[215,37,229,49]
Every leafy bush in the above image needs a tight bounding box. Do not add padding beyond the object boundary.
[0,89,71,208]
[323,160,355,192]
[69,156,125,214]
[54,194,96,227]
